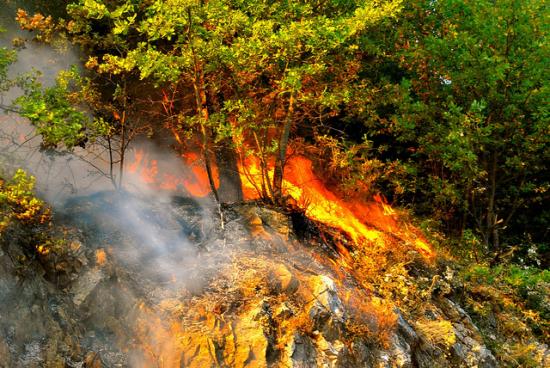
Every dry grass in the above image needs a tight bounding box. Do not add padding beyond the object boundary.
[415,319,456,349]
[344,293,398,348]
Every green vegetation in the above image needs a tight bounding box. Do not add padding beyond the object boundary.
[0,169,55,263]
[15,68,108,149]
[0,169,50,233]
[0,169,79,287]
[0,0,548,362]
[0,27,16,95]
[392,0,549,255]
[460,262,549,365]
[9,1,548,259]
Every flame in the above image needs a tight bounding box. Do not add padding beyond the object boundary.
[126,149,219,197]
[96,248,107,266]
[127,149,144,174]
[180,152,219,197]
[126,144,433,257]
[238,153,434,258]
[121,143,434,365]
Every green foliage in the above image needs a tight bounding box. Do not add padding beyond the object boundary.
[16,70,88,149]
[0,29,16,93]
[50,0,405,201]
[0,169,76,281]
[349,0,550,251]
[12,0,549,251]
[0,169,50,233]
[14,67,111,150]
[460,261,549,364]
[462,263,550,320]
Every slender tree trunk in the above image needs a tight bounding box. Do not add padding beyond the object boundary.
[193,73,220,203]
[192,67,225,233]
[486,151,497,250]
[186,7,224,236]
[272,93,294,203]
[187,7,221,206]
[106,135,118,189]
[118,110,126,190]
[252,130,274,200]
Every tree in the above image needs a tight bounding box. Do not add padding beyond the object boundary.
[36,0,403,207]
[389,0,549,254]
[14,7,155,190]
[217,0,404,203]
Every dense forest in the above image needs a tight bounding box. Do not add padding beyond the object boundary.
[0,0,548,367]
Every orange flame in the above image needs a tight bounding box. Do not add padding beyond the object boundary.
[126,145,432,257]
[95,249,107,266]
[238,154,433,258]
[126,149,219,197]
[180,152,219,197]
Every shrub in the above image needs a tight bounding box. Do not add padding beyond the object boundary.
[415,319,456,349]
[0,169,50,232]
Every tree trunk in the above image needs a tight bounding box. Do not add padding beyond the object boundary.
[188,7,221,208]
[486,151,498,249]
[215,138,243,203]
[272,93,294,204]
[191,66,225,234]
[117,110,126,190]
[193,74,220,204]
[252,129,274,200]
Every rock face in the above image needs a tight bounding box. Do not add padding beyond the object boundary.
[0,192,510,367]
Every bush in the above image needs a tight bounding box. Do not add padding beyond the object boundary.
[460,261,549,364]
[0,169,50,233]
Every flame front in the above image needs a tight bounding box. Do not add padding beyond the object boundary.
[126,145,433,257]
[238,153,433,258]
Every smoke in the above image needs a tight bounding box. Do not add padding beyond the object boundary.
[0,2,105,201]
[0,5,237,365]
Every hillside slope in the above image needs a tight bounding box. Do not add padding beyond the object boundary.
[3,185,545,367]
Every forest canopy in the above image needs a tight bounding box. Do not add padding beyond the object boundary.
[3,0,549,266]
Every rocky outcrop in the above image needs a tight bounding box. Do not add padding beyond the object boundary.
[0,192,521,367]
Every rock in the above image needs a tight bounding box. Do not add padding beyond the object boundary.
[383,313,418,368]
[268,264,299,294]
[179,301,269,368]
[290,334,318,367]
[71,268,105,306]
[241,206,270,239]
[306,275,344,321]
[442,299,497,368]
[0,193,522,367]
[396,312,418,345]
[257,207,291,240]
[230,303,270,367]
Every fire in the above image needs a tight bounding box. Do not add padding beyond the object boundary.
[126,144,433,257]
[180,152,219,197]
[238,153,434,258]
[96,248,107,266]
[121,143,434,365]
[126,149,219,197]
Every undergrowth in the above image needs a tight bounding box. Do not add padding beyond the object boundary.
[0,168,75,282]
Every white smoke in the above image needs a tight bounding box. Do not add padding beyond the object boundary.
[0,5,233,365]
